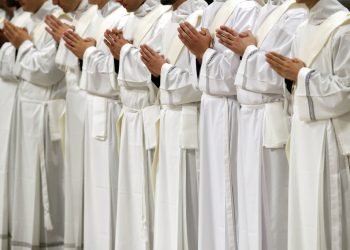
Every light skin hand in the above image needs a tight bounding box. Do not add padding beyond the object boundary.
[104,28,132,60]
[3,20,31,48]
[178,22,212,61]
[45,14,74,43]
[265,52,305,82]
[217,26,257,56]
[63,30,96,59]
[140,44,167,77]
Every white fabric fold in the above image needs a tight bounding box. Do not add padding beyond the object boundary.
[92,96,108,140]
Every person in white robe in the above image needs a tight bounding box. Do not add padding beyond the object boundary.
[5,0,67,249]
[45,1,99,249]
[104,0,171,249]
[0,3,30,249]
[139,0,207,249]
[266,0,350,249]
[216,0,307,249]
[61,0,128,249]
[178,0,260,249]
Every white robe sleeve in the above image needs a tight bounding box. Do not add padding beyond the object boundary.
[118,15,167,89]
[14,34,64,87]
[160,61,201,105]
[80,45,118,95]
[0,42,17,81]
[237,12,306,94]
[294,28,350,121]
[199,4,260,95]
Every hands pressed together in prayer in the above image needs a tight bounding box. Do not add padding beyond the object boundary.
[45,14,74,43]
[266,52,305,82]
[178,21,212,61]
[3,20,31,48]
[63,30,96,59]
[104,28,132,60]
[140,44,166,77]
[216,26,257,56]
[215,25,305,82]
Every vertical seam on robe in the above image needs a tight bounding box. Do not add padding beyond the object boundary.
[164,65,176,104]
[205,52,218,93]
[305,69,316,121]
[0,234,10,240]
[242,49,259,90]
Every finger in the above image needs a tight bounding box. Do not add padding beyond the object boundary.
[63,34,76,47]
[218,36,233,46]
[266,52,285,65]
[104,39,112,49]
[216,30,234,41]
[268,52,289,61]
[184,22,198,35]
[45,16,60,30]
[142,44,157,56]
[140,45,153,60]
[179,23,196,39]
[140,53,151,65]
[220,26,238,37]
[64,42,76,52]
[45,27,56,37]
[65,30,82,42]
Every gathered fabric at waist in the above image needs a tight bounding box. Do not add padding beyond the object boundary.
[237,88,284,106]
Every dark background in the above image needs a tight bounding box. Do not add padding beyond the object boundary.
[340,0,350,9]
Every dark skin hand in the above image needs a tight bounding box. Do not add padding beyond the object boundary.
[140,44,166,77]
[217,26,257,56]
[45,14,74,43]
[104,28,132,60]
[3,20,31,48]
[266,52,305,82]
[178,22,212,61]
[63,30,96,59]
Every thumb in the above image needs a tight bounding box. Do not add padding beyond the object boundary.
[201,28,209,35]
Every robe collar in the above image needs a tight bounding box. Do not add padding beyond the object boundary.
[73,0,90,16]
[98,0,122,18]
[308,0,347,25]
[171,0,207,22]
[134,0,159,17]
[32,1,58,22]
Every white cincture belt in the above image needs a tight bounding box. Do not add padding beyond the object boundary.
[90,95,121,141]
[20,98,65,231]
[118,105,160,150]
[241,101,290,149]
[161,104,199,149]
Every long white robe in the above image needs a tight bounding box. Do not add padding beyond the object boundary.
[115,1,172,249]
[54,1,97,249]
[77,2,128,250]
[0,9,6,29]
[195,1,260,250]
[152,2,206,250]
[0,8,30,250]
[234,2,307,250]
[289,0,350,249]
[10,2,66,249]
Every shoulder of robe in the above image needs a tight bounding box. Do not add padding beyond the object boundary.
[51,6,73,23]
[331,21,350,46]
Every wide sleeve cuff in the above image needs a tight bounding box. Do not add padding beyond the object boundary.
[160,63,173,88]
[200,48,216,77]
[295,67,313,97]
[82,46,97,68]
[16,40,33,60]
